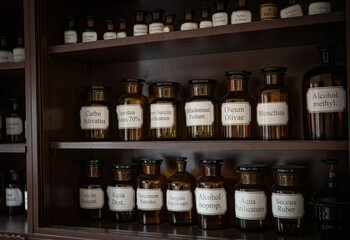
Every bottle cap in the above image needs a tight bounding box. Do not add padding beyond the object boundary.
[188,79,217,85]
[83,159,104,166]
[111,163,138,170]
[122,78,145,84]
[200,159,224,165]
[225,70,251,77]
[152,82,181,87]
[140,158,163,164]
[236,164,267,172]
[176,157,187,162]
[261,67,287,74]
[85,85,111,91]
[273,165,305,173]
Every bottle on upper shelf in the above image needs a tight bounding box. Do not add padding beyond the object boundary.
[6,98,25,143]
[260,0,278,20]
[199,6,213,28]
[133,10,148,36]
[13,34,25,62]
[117,19,128,38]
[0,35,13,63]
[6,169,25,216]
[280,0,304,18]
[231,0,252,24]
[64,17,78,44]
[212,0,229,26]
[149,9,165,34]
[163,13,177,32]
[308,0,331,15]
[103,20,117,40]
[82,15,97,42]
[181,9,198,30]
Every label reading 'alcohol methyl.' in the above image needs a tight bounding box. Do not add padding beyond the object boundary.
[107,186,135,212]
[79,188,104,209]
[272,193,304,219]
[137,188,163,211]
[116,104,143,129]
[195,188,227,215]
[80,106,109,130]
[307,86,346,113]
[221,102,251,125]
[166,190,193,212]
[257,102,289,126]
[235,191,267,220]
[185,101,214,126]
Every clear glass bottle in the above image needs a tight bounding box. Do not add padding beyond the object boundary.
[133,10,148,36]
[12,34,25,62]
[199,7,213,28]
[195,159,228,229]
[163,13,177,32]
[136,158,167,224]
[303,44,347,140]
[64,17,78,44]
[257,67,290,140]
[185,79,219,139]
[6,169,25,215]
[79,159,105,220]
[221,71,255,139]
[260,1,278,20]
[150,82,181,140]
[167,157,196,225]
[280,0,303,18]
[213,0,229,26]
[272,165,306,236]
[231,0,252,24]
[6,98,25,143]
[149,9,165,34]
[308,0,331,15]
[82,15,97,42]
[235,164,268,232]
[80,86,111,140]
[107,164,138,222]
[103,20,117,40]
[116,79,148,141]
[117,19,128,38]
[0,35,12,63]
[181,9,198,31]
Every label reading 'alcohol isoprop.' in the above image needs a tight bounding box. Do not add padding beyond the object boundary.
[221,102,251,125]
[5,188,23,207]
[80,106,109,130]
[272,193,304,219]
[137,188,163,211]
[117,104,143,129]
[151,103,175,129]
[166,190,193,212]
[195,188,227,215]
[307,86,346,113]
[235,191,267,220]
[107,186,135,212]
[185,101,214,126]
[257,102,289,126]
[79,188,104,209]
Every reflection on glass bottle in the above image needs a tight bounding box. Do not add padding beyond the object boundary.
[231,0,252,24]
[199,7,212,28]
[82,15,97,42]
[64,17,78,44]
[6,169,25,215]
[181,9,198,30]
[6,98,25,143]
[103,20,117,40]
[163,13,177,32]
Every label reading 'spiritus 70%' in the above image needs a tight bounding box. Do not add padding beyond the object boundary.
[116,104,143,129]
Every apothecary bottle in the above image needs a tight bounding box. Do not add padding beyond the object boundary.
[163,13,177,32]
[231,0,252,24]
[116,79,148,141]
[133,10,148,36]
[117,19,128,38]
[6,98,25,143]
[199,7,212,28]
[167,157,196,225]
[107,164,138,222]
[260,1,278,20]
[235,165,268,232]
[0,35,12,63]
[280,0,303,19]
[13,34,25,62]
[82,15,97,42]
[79,159,105,220]
[6,169,24,215]
[137,159,167,224]
[195,159,228,229]
[0,171,4,212]
[272,165,306,236]
[103,20,117,40]
[221,71,254,139]
[213,0,229,26]
[64,17,78,44]
[257,67,290,140]
[303,44,347,140]
[149,9,164,34]
[181,9,198,31]
[308,0,331,15]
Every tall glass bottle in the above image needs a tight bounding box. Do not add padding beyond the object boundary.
[231,0,252,24]
[6,169,25,215]
[136,159,167,224]
[280,0,303,19]
[133,10,148,36]
[181,9,198,30]
[260,1,278,20]
[6,98,25,143]
[149,9,165,34]
[82,15,97,42]
[221,71,254,139]
[257,67,290,140]
[13,34,25,62]
[303,44,347,140]
[199,7,212,28]
[117,19,128,38]
[103,20,117,40]
[185,79,219,139]
[167,157,196,225]
[0,35,12,63]
[163,13,177,32]
[117,79,148,141]
[64,17,78,44]
[195,159,228,229]
[212,0,229,26]
[308,0,331,15]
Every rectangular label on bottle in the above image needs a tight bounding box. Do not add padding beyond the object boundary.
[231,10,252,24]
[6,117,23,135]
[117,32,127,38]
[212,12,228,26]
[181,22,198,31]
[260,4,278,20]
[307,86,346,113]
[137,188,163,211]
[64,30,78,44]
[82,32,97,42]
[133,24,148,36]
[195,188,227,215]
[80,106,109,130]
[235,190,267,220]
[272,193,304,219]
[107,186,135,212]
[280,4,303,18]
[103,32,117,40]
[149,23,164,34]
[199,20,213,28]
[25,190,28,211]
[5,188,23,207]
[221,102,251,125]
[166,190,193,212]
[116,104,143,129]
[185,101,214,126]
[0,50,12,63]
[13,48,25,62]
[257,102,289,126]
[308,2,331,15]
[150,103,175,129]
[79,188,104,209]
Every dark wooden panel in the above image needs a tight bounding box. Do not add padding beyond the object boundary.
[0,215,27,235]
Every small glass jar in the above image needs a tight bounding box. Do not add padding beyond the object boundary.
[221,71,255,139]
[231,0,252,24]
[235,164,268,232]
[0,35,12,63]
[257,67,290,140]
[185,79,219,139]
[64,17,78,44]
[107,164,138,222]
[116,79,148,141]
[6,169,25,215]
[272,165,306,236]
[163,13,177,32]
[260,1,278,20]
[133,10,148,36]
[6,98,25,143]
[280,0,303,18]
[136,158,167,225]
[308,0,331,15]
[195,159,228,230]
[149,9,165,34]
[117,19,128,38]
[213,0,229,26]
[181,9,198,31]
[103,20,117,40]
[150,82,181,140]
[12,33,25,62]
[82,15,97,42]
[80,86,111,140]
[79,159,105,220]
[167,157,196,225]
[199,7,212,28]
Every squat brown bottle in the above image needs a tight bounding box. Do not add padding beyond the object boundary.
[6,169,25,215]
[6,99,25,143]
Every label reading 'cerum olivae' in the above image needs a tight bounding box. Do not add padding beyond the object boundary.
[185,101,214,126]
[257,102,289,126]
[235,191,267,220]
[166,190,193,212]
[107,186,135,212]
[272,193,304,219]
[307,86,346,113]
[150,103,175,129]
[80,106,109,130]
[195,188,227,215]
[137,188,163,211]
[221,102,251,125]
[116,104,143,129]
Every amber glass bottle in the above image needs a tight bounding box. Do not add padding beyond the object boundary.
[0,35,12,63]
[13,33,25,62]
[103,20,117,40]
[272,165,306,236]
[117,19,127,38]
[280,0,303,18]
[213,0,229,26]
[133,10,148,36]
[221,71,254,139]
[167,157,196,225]
[303,44,347,140]
[82,15,97,42]
[163,13,177,32]
[6,169,25,215]
[185,79,219,139]
[79,159,105,220]
[181,9,198,30]
[149,9,165,34]
[137,159,167,224]
[231,0,252,24]
[117,79,148,141]
[257,67,290,140]
[64,17,78,44]
[235,164,268,232]
[6,98,25,143]
[260,1,278,20]
[196,159,228,229]
[199,7,212,28]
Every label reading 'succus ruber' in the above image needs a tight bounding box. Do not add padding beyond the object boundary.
[272,193,304,219]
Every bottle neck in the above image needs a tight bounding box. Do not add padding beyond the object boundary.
[119,22,126,31]
[152,12,161,21]
[239,172,263,185]
[143,164,161,175]
[176,161,186,172]
[10,173,21,182]
[112,169,136,181]
[154,86,178,98]
[238,0,247,7]
[227,78,247,92]
[185,13,194,22]
[203,165,221,176]
[136,14,145,23]
[107,24,115,31]
[190,85,215,96]
[263,74,284,85]
[216,3,226,11]
[85,165,101,178]
[87,20,94,28]
[321,51,336,65]
[87,90,108,102]
[165,16,174,24]
[201,11,210,20]
[125,83,143,94]
[276,173,302,187]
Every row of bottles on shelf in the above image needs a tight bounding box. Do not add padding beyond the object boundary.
[0,35,25,63]
[63,0,332,44]
[80,44,347,141]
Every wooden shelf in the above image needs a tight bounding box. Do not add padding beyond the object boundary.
[0,62,25,71]
[0,215,27,235]
[47,12,345,64]
[0,143,26,153]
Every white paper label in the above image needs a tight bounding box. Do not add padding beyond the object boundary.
[64,30,78,44]
[149,23,164,34]
[167,190,193,212]
[107,186,135,212]
[25,190,28,211]
[150,103,175,129]
[133,24,148,36]
[235,191,267,220]
[185,101,214,126]
[0,50,12,63]
[257,102,289,126]
[221,102,251,125]
[309,2,331,15]
[163,26,170,32]
[116,104,143,129]
[82,32,97,42]
[137,188,163,211]
[280,4,304,18]
[5,188,23,207]
[79,188,104,209]
[307,86,346,113]
[272,193,304,219]
[6,117,23,135]
[12,48,25,62]
[103,32,117,40]
[80,106,109,130]
[199,21,213,28]
[212,12,228,26]
[231,10,252,24]
[117,32,127,38]
[181,22,198,31]
[195,188,227,215]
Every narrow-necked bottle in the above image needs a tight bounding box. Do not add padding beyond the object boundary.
[0,36,12,63]
[82,15,97,42]
[103,20,117,40]
[13,34,25,62]
[199,7,213,28]
[163,13,177,32]
[117,19,128,38]
[64,17,78,44]
[149,9,165,34]
[6,169,25,215]
[167,157,196,225]
[280,0,303,18]
[231,0,252,24]
[181,9,198,31]
[260,1,278,20]
[308,0,331,15]
[6,98,25,143]
[213,0,229,26]
[133,10,148,36]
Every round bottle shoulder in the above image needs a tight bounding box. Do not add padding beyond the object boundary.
[196,175,227,187]
[221,92,255,103]
[151,98,179,104]
[118,93,148,104]
[235,183,266,191]
[257,85,290,96]
[168,171,196,183]
[303,64,347,85]
[186,96,218,102]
